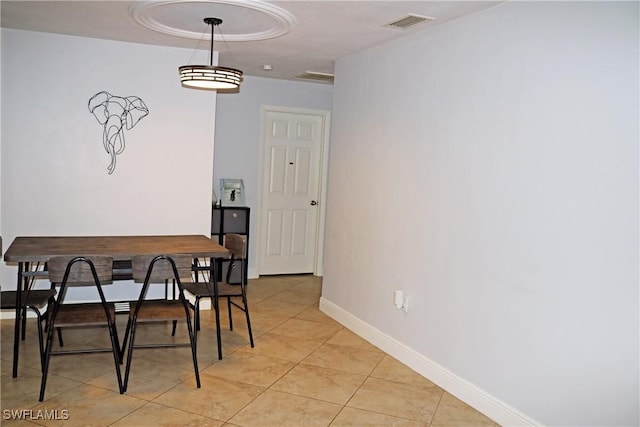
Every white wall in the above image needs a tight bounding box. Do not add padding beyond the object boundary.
[322,2,638,426]
[0,25,3,256]
[214,76,333,276]
[1,29,218,299]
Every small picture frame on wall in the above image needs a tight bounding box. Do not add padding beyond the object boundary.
[220,179,245,206]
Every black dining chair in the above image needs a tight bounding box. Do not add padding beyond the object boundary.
[183,233,254,360]
[40,256,123,401]
[121,254,200,393]
[0,286,56,372]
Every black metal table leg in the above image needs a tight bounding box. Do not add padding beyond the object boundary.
[12,262,25,378]
[211,258,222,360]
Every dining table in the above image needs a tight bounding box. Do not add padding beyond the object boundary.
[3,234,229,378]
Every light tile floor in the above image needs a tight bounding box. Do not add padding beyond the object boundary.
[1,275,499,426]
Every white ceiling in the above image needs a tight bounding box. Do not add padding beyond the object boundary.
[0,0,501,84]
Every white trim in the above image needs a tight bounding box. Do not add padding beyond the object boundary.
[129,0,296,42]
[314,111,331,277]
[319,297,543,427]
[1,310,35,320]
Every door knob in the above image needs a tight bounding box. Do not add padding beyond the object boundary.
[310,200,317,206]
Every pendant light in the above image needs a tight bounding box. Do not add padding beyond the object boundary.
[179,17,243,90]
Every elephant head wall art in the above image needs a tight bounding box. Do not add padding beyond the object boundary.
[88,91,149,175]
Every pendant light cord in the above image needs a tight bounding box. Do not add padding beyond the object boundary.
[185,25,210,66]
[216,28,237,66]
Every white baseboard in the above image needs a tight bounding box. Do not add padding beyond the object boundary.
[319,297,542,427]
[0,297,215,320]
[1,310,28,320]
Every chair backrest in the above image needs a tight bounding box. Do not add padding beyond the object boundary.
[225,234,246,260]
[132,254,193,283]
[48,256,113,285]
[47,256,114,308]
[224,234,246,284]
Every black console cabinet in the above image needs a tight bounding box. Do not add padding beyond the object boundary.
[211,205,250,284]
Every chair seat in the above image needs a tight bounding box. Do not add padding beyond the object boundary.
[0,290,56,310]
[56,303,116,327]
[181,234,253,361]
[129,300,186,322]
[183,281,241,297]
[1,289,56,375]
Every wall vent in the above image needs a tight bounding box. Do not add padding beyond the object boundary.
[385,13,435,30]
[294,71,335,84]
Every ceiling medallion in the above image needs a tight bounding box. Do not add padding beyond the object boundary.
[129,0,296,42]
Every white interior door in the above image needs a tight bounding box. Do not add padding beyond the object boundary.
[259,107,327,275]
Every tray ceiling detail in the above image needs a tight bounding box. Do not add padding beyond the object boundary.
[129,0,296,42]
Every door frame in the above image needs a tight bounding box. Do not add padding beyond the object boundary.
[256,105,331,277]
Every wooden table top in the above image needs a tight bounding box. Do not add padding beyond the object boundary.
[3,235,228,262]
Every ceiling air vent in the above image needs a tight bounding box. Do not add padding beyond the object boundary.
[294,71,335,84]
[385,13,435,30]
